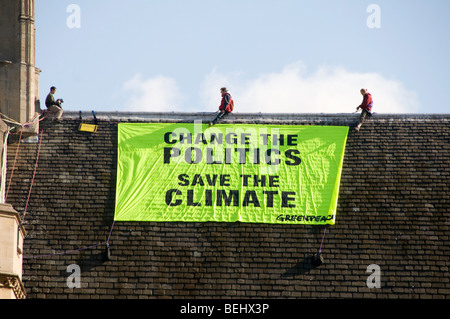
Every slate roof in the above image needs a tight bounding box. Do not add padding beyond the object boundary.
[6,112,450,299]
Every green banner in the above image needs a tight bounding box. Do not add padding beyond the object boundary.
[114,123,348,225]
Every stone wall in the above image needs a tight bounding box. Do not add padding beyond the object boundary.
[6,113,450,299]
[0,0,40,124]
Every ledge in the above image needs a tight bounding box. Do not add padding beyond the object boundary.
[0,60,13,67]
[0,203,27,238]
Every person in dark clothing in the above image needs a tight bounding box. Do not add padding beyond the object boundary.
[209,87,234,126]
[45,86,63,121]
[355,88,373,131]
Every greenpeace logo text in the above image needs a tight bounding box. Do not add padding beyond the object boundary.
[277,214,335,223]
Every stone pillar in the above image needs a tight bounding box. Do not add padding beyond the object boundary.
[0,119,7,202]
[0,118,27,299]
[0,0,40,133]
[0,204,27,299]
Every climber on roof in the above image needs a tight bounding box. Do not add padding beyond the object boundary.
[45,86,64,122]
[355,88,373,131]
[209,87,234,126]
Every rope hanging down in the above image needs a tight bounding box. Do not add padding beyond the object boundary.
[318,226,327,255]
[5,129,23,201]
[22,129,43,223]
[312,226,327,267]
[5,111,47,201]
[4,115,117,260]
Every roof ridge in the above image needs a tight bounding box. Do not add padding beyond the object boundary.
[64,111,450,123]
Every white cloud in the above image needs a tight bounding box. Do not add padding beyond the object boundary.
[200,61,420,114]
[122,74,186,112]
[122,62,419,114]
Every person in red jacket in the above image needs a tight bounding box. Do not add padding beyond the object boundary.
[355,88,373,131]
[209,87,234,126]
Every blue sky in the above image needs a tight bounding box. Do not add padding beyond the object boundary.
[35,1,449,114]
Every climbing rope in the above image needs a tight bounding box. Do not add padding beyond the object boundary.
[0,112,22,126]
[5,128,23,201]
[22,129,43,223]
[4,113,118,259]
[311,226,328,267]
[5,111,46,202]
[318,226,327,255]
